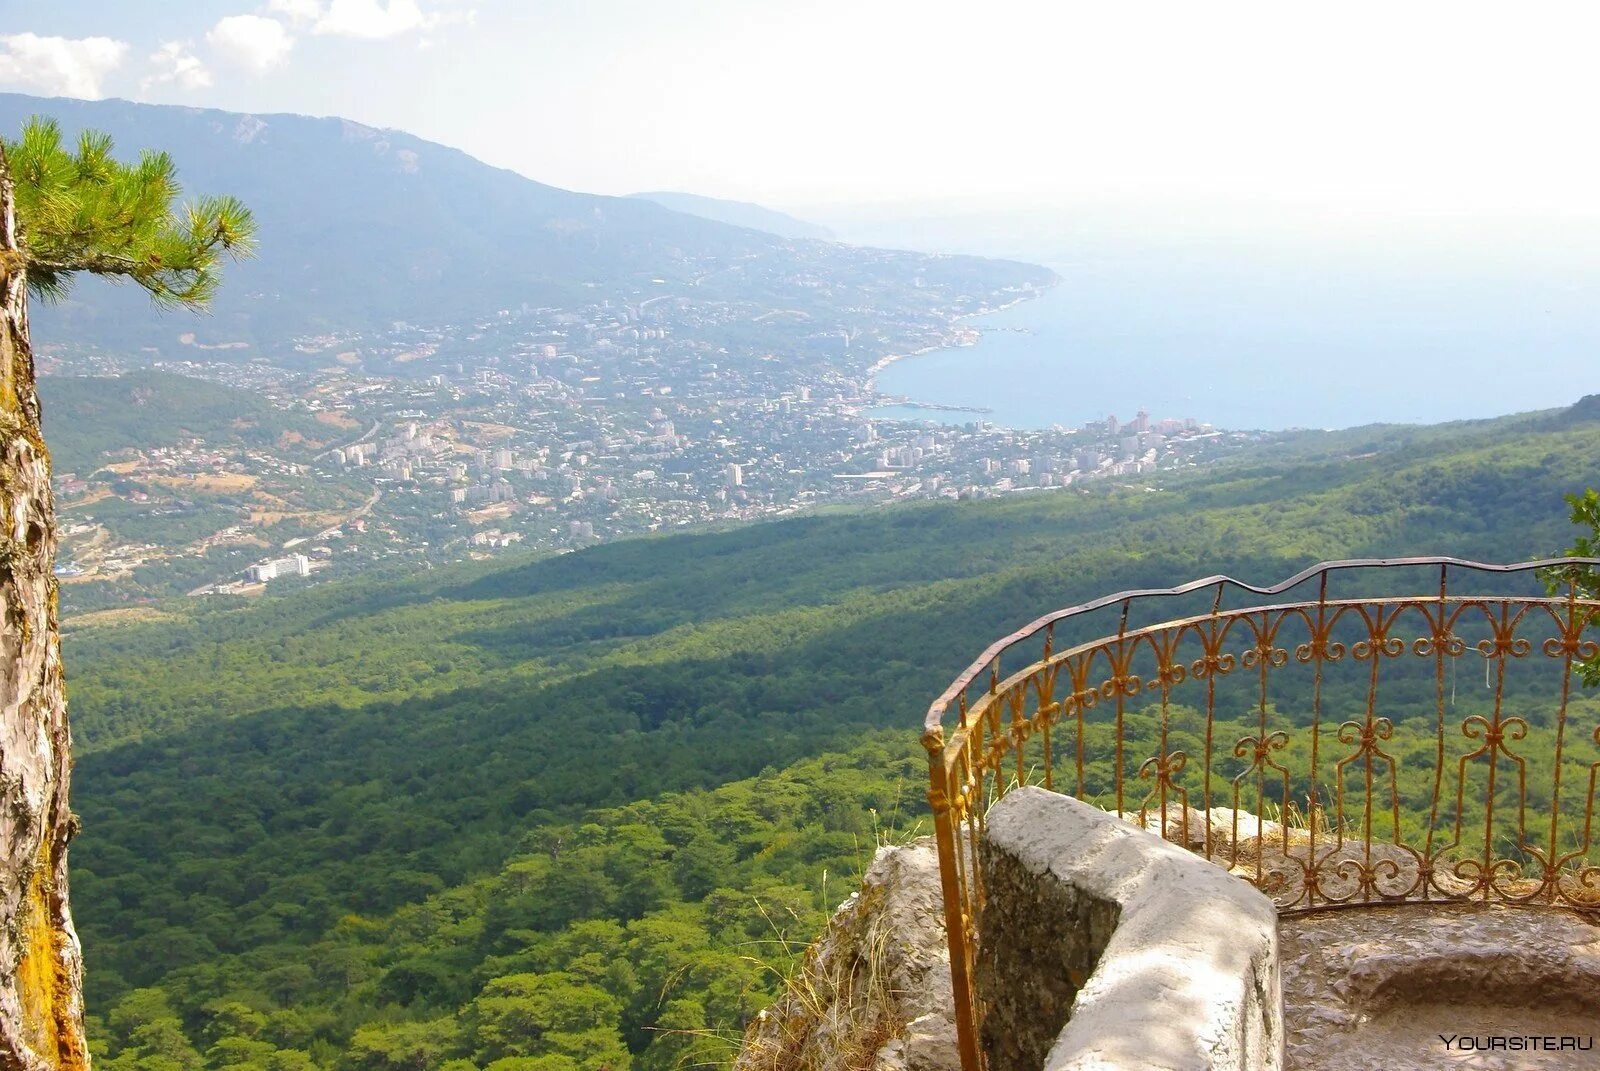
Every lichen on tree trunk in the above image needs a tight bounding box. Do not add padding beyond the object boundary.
[0,147,91,1071]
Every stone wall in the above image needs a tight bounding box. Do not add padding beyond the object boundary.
[980,788,1282,1071]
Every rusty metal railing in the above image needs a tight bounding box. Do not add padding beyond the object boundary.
[923,557,1600,1071]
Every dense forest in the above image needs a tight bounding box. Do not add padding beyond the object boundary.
[61,401,1600,1069]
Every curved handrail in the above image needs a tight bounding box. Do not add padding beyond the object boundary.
[924,556,1600,732]
[926,554,1600,1071]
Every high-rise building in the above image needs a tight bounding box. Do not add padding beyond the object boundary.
[725,463,743,486]
[245,554,311,583]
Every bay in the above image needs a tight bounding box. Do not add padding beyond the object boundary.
[868,233,1600,431]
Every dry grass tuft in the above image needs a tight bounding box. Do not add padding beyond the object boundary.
[733,884,904,1071]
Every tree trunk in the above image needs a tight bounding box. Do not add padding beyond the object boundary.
[0,147,91,1071]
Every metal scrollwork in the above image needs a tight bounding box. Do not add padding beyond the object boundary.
[923,559,1600,1071]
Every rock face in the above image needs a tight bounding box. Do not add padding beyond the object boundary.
[734,838,959,1071]
[0,151,91,1070]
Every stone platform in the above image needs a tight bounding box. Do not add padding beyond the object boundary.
[1281,904,1600,1070]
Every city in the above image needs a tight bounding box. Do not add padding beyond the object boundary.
[40,286,1269,611]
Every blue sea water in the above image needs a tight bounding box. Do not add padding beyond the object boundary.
[869,232,1600,431]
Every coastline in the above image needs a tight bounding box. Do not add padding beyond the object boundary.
[862,278,1056,402]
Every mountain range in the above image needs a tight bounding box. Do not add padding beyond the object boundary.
[0,93,1047,359]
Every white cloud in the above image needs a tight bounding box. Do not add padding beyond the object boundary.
[267,0,327,29]
[0,33,128,99]
[418,3,477,41]
[207,15,295,71]
[142,41,213,92]
[271,1,475,43]
[315,0,429,39]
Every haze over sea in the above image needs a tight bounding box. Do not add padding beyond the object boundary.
[839,204,1600,431]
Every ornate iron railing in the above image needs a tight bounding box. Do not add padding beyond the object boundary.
[923,557,1600,1071]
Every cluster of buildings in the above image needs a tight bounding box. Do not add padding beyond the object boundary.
[45,273,1275,605]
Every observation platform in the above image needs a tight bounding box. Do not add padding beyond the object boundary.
[1282,905,1600,1070]
[924,558,1600,1071]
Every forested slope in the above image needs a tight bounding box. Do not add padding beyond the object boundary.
[43,371,334,475]
[64,403,1600,1069]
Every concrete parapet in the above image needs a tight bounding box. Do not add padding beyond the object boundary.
[980,788,1282,1071]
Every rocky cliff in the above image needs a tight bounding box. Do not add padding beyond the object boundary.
[0,150,89,1070]
[734,839,959,1071]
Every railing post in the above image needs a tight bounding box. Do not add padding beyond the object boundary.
[924,724,983,1071]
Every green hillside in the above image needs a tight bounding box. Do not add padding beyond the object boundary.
[64,403,1600,1069]
[43,370,335,475]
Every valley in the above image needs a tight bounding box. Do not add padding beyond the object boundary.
[61,399,1600,1069]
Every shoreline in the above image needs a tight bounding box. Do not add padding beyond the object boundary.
[862,279,1055,406]
[872,399,993,415]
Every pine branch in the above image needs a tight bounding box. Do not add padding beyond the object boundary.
[1,116,257,312]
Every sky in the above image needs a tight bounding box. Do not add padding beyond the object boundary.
[3,1,1600,217]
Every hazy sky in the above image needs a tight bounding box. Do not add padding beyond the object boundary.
[3,2,1599,215]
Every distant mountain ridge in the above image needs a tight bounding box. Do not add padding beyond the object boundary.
[628,190,834,240]
[0,93,1050,359]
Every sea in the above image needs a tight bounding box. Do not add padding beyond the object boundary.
[860,211,1600,431]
